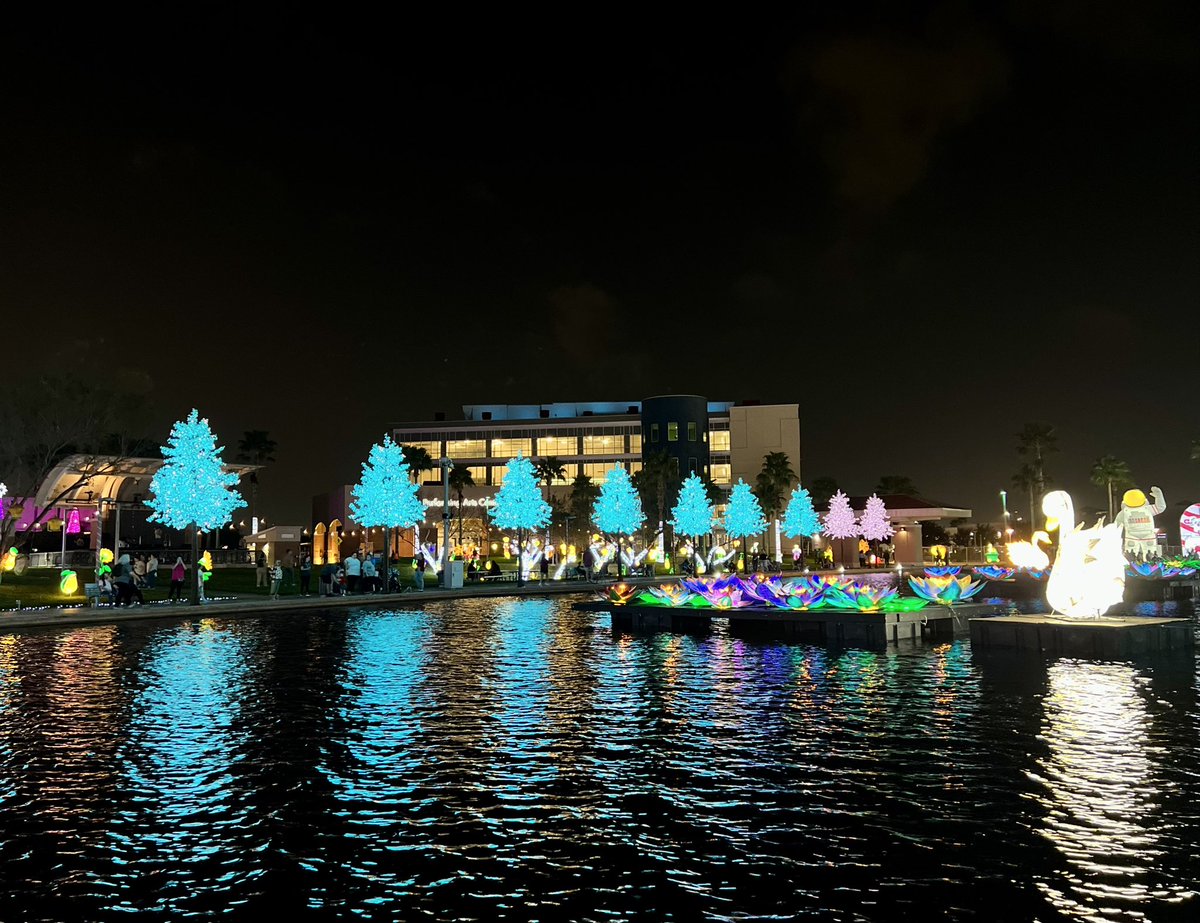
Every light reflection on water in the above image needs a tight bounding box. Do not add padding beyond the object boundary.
[0,595,1195,921]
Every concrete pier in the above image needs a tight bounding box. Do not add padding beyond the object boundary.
[969,614,1193,657]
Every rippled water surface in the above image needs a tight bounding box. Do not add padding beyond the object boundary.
[1,597,1197,921]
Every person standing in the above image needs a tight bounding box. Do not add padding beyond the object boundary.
[344,553,361,593]
[413,554,426,591]
[113,554,134,607]
[361,555,377,592]
[299,555,312,596]
[270,560,283,599]
[283,549,296,590]
[168,556,187,602]
[146,553,159,589]
[132,554,147,588]
[255,549,268,588]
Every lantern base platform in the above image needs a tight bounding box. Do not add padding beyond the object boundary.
[577,601,1001,649]
[969,614,1193,658]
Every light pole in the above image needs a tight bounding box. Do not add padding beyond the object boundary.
[1000,489,1011,542]
[440,457,453,580]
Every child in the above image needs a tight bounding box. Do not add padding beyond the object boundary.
[270,560,283,599]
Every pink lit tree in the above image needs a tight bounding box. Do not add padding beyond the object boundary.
[858,493,894,541]
[822,490,858,540]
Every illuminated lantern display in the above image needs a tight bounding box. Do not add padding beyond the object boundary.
[984,543,1000,563]
[1112,486,1165,559]
[1180,503,1200,555]
[60,569,79,595]
[200,550,213,582]
[858,494,894,541]
[1006,533,1050,570]
[1,547,17,571]
[7,504,24,520]
[47,517,63,533]
[66,510,81,534]
[1043,490,1125,618]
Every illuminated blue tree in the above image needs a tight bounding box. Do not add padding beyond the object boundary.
[723,478,767,572]
[782,485,821,539]
[592,466,645,579]
[351,434,425,589]
[672,472,715,539]
[147,409,245,605]
[490,453,551,586]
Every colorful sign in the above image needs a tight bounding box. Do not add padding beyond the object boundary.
[1181,503,1200,555]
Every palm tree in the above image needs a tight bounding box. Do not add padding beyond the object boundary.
[568,474,600,534]
[534,457,566,548]
[809,476,839,508]
[1016,422,1057,524]
[1090,455,1132,522]
[400,444,435,483]
[756,451,797,557]
[235,430,278,525]
[447,463,475,545]
[876,475,919,496]
[1012,464,1038,538]
[633,451,678,547]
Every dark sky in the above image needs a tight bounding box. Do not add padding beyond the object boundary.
[3,4,1196,530]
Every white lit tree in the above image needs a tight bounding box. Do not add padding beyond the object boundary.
[858,493,894,542]
[592,466,645,580]
[490,453,551,586]
[147,409,245,605]
[722,478,767,572]
[350,434,425,590]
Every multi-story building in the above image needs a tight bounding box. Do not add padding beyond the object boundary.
[311,396,800,561]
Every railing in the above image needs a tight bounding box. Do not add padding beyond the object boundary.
[26,548,255,569]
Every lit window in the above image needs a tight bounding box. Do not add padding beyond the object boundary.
[546,463,577,485]
[446,439,487,459]
[687,422,698,442]
[491,437,532,458]
[711,464,732,485]
[627,461,642,475]
[650,424,660,443]
[629,433,642,453]
[583,435,619,455]
[668,422,678,442]
[491,465,508,486]
[582,461,620,481]
[710,430,730,452]
[537,435,577,456]
[465,466,487,483]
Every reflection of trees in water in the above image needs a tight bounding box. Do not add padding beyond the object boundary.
[222,613,357,916]
[1029,660,1191,919]
[0,626,129,914]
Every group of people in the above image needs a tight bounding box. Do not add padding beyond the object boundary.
[318,550,405,596]
[100,554,190,606]
[254,549,315,598]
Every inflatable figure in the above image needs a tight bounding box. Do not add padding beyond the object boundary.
[1113,487,1166,559]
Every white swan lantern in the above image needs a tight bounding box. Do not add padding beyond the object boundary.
[1043,490,1125,619]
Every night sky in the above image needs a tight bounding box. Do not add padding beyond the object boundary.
[3,5,1196,529]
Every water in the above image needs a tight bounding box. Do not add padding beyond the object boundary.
[0,597,1197,921]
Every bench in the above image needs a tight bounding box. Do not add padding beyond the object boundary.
[84,583,107,607]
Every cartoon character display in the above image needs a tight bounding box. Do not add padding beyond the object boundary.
[1113,487,1166,559]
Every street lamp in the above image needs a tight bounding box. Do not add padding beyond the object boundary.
[1000,489,1010,540]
